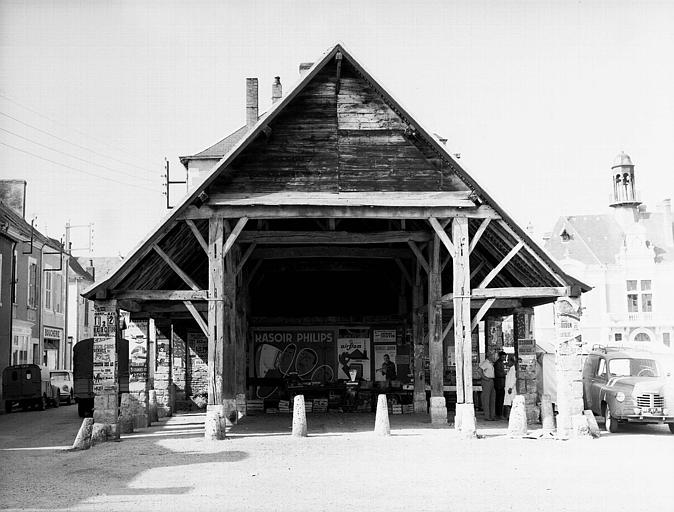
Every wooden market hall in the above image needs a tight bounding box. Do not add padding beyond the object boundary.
[84,44,588,439]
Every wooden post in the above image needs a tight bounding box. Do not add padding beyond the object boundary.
[428,235,446,424]
[206,217,226,439]
[412,262,426,413]
[452,217,475,435]
[222,235,238,425]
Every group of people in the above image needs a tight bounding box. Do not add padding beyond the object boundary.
[478,351,517,421]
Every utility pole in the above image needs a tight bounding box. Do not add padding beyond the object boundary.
[162,158,187,209]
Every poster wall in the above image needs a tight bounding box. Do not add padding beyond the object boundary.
[127,320,148,383]
[93,305,117,393]
[337,328,371,381]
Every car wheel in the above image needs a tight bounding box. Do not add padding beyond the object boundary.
[4,401,12,414]
[66,393,72,406]
[669,423,674,435]
[53,391,60,408]
[605,404,619,433]
[77,401,86,418]
[38,396,47,411]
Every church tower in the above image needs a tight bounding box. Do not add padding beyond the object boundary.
[609,151,640,208]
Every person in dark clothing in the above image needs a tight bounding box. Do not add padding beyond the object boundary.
[494,351,507,419]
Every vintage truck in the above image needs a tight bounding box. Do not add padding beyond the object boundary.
[73,337,129,417]
[582,347,674,433]
[2,364,61,412]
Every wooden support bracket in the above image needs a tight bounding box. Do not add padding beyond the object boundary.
[236,242,257,276]
[477,241,524,289]
[153,244,201,291]
[395,258,413,287]
[185,219,208,255]
[184,300,209,336]
[471,298,495,331]
[223,217,249,257]
[407,241,429,274]
[469,218,490,254]
[428,217,455,257]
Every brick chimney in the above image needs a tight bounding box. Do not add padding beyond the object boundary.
[86,259,96,281]
[271,76,282,104]
[299,62,313,78]
[0,179,27,218]
[246,78,258,129]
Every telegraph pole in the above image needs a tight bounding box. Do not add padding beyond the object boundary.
[162,158,187,209]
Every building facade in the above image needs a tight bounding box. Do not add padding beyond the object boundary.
[537,152,674,351]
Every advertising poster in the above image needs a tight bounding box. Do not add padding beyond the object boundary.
[374,344,397,382]
[373,329,396,345]
[253,329,336,399]
[127,320,148,383]
[337,328,370,381]
[93,305,117,393]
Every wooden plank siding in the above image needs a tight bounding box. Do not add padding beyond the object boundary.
[210,60,470,195]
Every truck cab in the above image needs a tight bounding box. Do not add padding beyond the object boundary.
[2,364,60,412]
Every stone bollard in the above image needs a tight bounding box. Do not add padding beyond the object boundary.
[148,390,159,424]
[459,403,477,438]
[507,395,528,437]
[583,410,601,438]
[429,396,448,425]
[374,394,391,436]
[541,394,556,434]
[204,404,226,440]
[90,423,111,446]
[292,395,308,437]
[72,418,94,450]
[571,413,592,439]
[118,393,134,434]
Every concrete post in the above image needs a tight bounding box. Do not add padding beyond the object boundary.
[292,395,308,437]
[541,394,555,434]
[374,394,391,436]
[514,309,539,424]
[118,393,134,434]
[508,395,528,437]
[148,389,159,423]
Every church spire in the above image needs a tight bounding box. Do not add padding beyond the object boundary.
[609,151,640,208]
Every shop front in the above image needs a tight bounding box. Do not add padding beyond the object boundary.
[43,326,62,369]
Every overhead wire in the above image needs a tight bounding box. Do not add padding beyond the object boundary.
[0,108,160,177]
[0,141,158,193]
[0,126,156,183]
[0,92,159,171]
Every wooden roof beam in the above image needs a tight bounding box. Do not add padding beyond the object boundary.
[237,230,432,244]
[184,300,209,336]
[152,244,202,291]
[477,241,524,289]
[440,286,570,306]
[469,218,490,254]
[251,246,413,260]
[111,290,208,301]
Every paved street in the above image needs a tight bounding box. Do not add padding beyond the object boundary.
[1,408,673,512]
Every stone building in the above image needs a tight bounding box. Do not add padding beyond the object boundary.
[538,152,674,352]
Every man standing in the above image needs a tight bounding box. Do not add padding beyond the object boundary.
[381,354,397,381]
[494,351,507,419]
[479,352,497,421]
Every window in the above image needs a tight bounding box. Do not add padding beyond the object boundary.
[609,358,658,377]
[664,333,671,348]
[28,259,37,308]
[11,334,29,364]
[597,359,607,378]
[44,271,52,310]
[614,333,623,342]
[54,274,62,313]
[626,280,653,312]
[634,332,651,342]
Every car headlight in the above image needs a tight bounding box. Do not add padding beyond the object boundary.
[633,407,641,415]
[62,384,69,392]
[616,392,625,402]
[664,408,670,415]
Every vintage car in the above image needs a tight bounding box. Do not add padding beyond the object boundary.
[582,348,674,433]
[50,370,74,405]
[2,364,61,412]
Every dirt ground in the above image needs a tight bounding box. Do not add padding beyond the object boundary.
[1,404,673,512]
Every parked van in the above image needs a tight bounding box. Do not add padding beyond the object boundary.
[73,338,129,417]
[2,364,61,412]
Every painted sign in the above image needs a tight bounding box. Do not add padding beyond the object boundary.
[43,327,62,340]
[373,329,396,344]
[188,331,208,368]
[337,328,370,381]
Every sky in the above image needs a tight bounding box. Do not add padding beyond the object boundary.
[0,0,673,257]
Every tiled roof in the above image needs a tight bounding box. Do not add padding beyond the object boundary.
[545,210,674,265]
[0,200,61,251]
[179,125,249,166]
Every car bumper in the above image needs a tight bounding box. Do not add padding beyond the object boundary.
[622,414,674,424]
